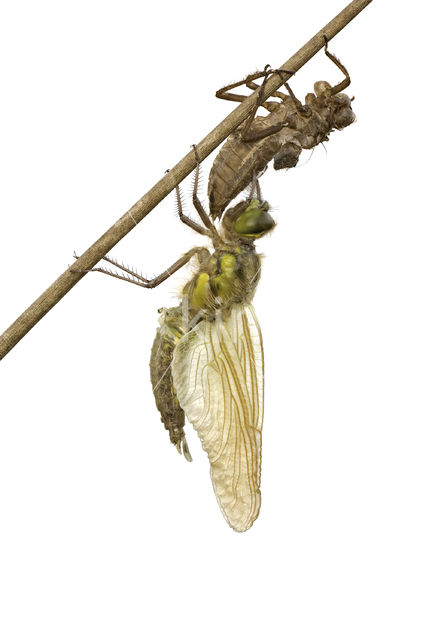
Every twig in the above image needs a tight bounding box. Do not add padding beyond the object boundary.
[0,0,373,360]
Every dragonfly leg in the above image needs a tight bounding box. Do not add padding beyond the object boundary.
[323,34,351,94]
[240,66,299,141]
[246,171,264,202]
[70,247,207,289]
[245,79,288,107]
[191,146,221,240]
[245,68,312,120]
[216,65,294,103]
[248,172,257,199]
[216,65,295,142]
[240,118,289,143]
[246,171,262,200]
[164,170,209,236]
[272,69,313,118]
[255,177,262,202]
[239,67,274,140]
[215,65,280,104]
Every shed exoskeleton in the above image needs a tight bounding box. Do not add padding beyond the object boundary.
[208,37,355,219]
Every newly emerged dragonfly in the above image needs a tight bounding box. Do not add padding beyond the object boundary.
[73,152,275,532]
[209,37,355,218]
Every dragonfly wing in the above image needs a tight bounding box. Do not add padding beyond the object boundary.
[172,304,264,532]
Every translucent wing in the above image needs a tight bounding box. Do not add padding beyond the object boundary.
[172,304,264,532]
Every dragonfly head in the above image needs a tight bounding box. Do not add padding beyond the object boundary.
[330,92,356,129]
[222,199,275,243]
[311,82,356,130]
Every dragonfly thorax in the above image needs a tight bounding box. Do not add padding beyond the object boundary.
[182,247,261,322]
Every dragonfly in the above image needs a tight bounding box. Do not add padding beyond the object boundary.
[208,37,355,219]
[72,150,275,532]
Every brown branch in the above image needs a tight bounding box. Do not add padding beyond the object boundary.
[0,0,373,360]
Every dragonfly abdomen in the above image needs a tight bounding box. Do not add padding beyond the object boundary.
[149,306,192,461]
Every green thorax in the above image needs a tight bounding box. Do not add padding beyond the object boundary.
[184,246,261,320]
[183,199,275,320]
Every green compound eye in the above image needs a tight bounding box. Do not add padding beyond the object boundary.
[234,199,275,237]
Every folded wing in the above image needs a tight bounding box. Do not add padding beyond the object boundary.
[172,304,264,532]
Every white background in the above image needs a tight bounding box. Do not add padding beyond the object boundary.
[0,1,425,638]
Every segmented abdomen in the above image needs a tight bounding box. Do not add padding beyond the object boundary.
[150,306,191,460]
[208,121,286,220]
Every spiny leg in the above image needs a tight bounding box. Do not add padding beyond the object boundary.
[243,70,316,141]
[71,247,207,289]
[245,79,289,106]
[216,64,295,104]
[239,66,280,140]
[216,65,296,142]
[165,170,209,236]
[323,34,351,94]
[240,66,307,141]
[245,73,305,112]
[191,146,221,241]
[240,119,290,143]
[215,65,282,104]
[238,79,308,141]
[274,69,313,117]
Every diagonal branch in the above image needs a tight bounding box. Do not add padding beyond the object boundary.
[0,0,373,360]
